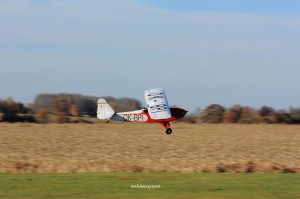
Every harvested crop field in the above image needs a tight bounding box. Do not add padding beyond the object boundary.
[0,123,299,173]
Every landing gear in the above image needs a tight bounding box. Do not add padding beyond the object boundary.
[159,122,173,135]
[166,128,172,135]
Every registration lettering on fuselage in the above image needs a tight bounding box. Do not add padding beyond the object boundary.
[122,114,148,122]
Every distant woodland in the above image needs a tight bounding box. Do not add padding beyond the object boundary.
[184,104,300,124]
[0,93,299,124]
[0,93,141,123]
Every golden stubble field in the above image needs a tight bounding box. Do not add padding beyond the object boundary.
[0,122,299,173]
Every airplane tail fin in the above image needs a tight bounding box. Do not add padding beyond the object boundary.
[97,98,115,119]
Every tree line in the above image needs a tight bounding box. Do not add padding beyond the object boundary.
[0,93,141,123]
[0,94,299,124]
[183,104,300,124]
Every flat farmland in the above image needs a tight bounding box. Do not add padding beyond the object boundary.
[0,123,299,173]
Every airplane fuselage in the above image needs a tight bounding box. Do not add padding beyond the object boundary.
[112,108,187,123]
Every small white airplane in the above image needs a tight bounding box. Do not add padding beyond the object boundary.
[97,88,188,134]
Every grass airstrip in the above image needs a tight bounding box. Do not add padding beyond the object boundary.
[0,173,300,199]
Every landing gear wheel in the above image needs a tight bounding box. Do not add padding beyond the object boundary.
[166,128,172,135]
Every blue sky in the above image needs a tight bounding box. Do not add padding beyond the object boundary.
[0,0,299,111]
[140,0,300,15]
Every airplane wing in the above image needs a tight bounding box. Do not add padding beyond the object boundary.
[144,88,171,120]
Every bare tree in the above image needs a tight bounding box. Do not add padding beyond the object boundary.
[201,104,225,123]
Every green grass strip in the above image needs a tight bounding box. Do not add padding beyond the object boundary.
[0,173,299,199]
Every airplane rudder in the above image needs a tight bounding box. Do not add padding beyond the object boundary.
[97,98,115,119]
